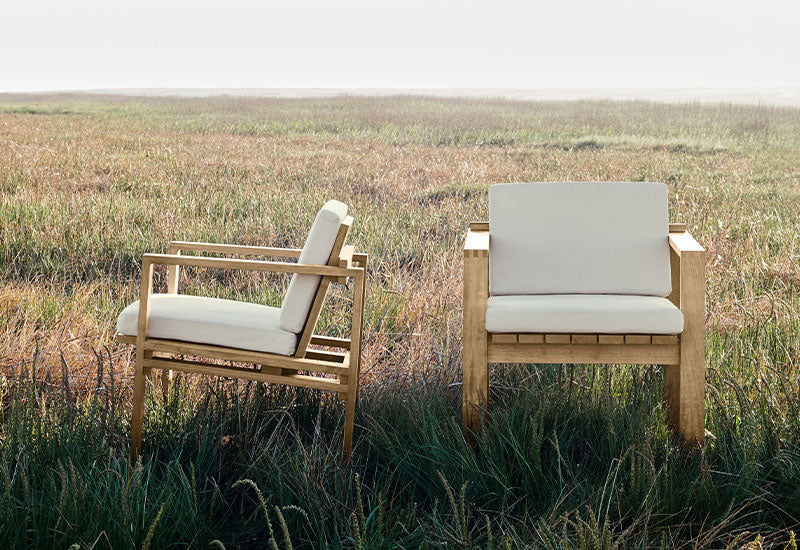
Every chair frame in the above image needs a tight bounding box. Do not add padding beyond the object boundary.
[116,217,368,461]
[462,220,706,445]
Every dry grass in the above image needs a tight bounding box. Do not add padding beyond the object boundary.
[1,93,799,383]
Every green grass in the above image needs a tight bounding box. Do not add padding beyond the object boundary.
[1,94,799,548]
[2,324,800,548]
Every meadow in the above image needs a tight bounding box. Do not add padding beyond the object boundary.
[0,93,799,548]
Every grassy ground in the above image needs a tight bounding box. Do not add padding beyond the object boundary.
[1,94,799,548]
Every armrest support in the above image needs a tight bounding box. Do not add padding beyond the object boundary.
[137,260,155,344]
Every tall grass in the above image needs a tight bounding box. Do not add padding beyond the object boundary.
[1,323,799,548]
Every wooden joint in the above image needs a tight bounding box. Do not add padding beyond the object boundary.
[669,222,687,233]
[469,221,489,232]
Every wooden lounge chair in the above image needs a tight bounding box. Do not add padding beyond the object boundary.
[115,200,368,461]
[462,182,706,444]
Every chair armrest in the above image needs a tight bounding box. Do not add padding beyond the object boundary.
[142,253,361,278]
[668,230,704,256]
[464,223,489,259]
[167,240,303,258]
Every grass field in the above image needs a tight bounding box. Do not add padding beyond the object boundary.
[1,93,799,548]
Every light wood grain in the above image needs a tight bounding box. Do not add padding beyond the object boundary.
[625,335,652,345]
[309,335,351,349]
[142,357,345,392]
[168,240,303,258]
[652,335,679,345]
[488,343,680,365]
[669,231,705,255]
[140,339,350,376]
[667,232,706,445]
[142,253,359,278]
[668,223,687,233]
[469,221,490,232]
[462,226,489,436]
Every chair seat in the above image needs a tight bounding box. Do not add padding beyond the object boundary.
[116,294,298,355]
[485,295,684,334]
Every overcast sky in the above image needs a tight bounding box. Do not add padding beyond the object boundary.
[1,0,798,92]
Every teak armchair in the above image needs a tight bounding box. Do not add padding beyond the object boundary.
[115,201,367,461]
[462,183,706,444]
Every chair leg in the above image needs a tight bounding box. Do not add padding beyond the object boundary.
[462,334,489,437]
[462,247,489,438]
[342,389,357,465]
[665,338,705,446]
[130,349,147,460]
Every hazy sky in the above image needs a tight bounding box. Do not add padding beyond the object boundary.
[2,0,798,92]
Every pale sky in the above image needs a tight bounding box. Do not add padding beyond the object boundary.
[1,0,799,92]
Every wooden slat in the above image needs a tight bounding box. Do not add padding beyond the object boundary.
[491,334,517,344]
[598,335,624,344]
[571,334,598,344]
[116,333,136,345]
[545,334,571,344]
[625,335,652,345]
[143,253,359,278]
[488,343,680,365]
[168,241,303,258]
[652,335,679,345]
[469,221,489,232]
[119,332,354,353]
[309,335,351,349]
[140,338,349,376]
[304,350,348,363]
[668,223,687,233]
[143,357,346,392]
[518,334,544,344]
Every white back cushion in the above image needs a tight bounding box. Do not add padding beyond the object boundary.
[489,182,671,297]
[279,200,348,333]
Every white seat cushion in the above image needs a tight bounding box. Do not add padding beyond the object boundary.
[117,294,298,355]
[485,295,684,334]
[279,200,348,333]
[489,182,671,297]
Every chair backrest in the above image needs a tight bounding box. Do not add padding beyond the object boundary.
[279,200,349,333]
[489,182,671,297]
